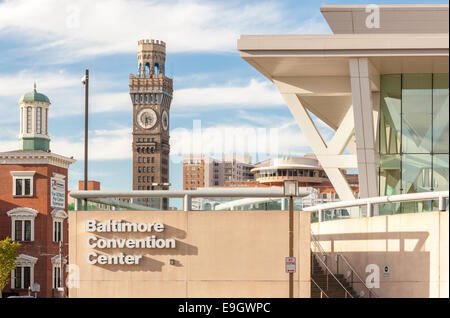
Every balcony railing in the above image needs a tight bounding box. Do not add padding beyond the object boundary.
[304,191,449,222]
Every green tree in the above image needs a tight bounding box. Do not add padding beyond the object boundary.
[0,237,21,298]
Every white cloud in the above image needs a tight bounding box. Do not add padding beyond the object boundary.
[0,0,329,62]
[51,128,132,160]
[170,121,310,163]
[0,71,80,98]
[0,71,284,119]
[172,78,284,110]
[0,128,132,160]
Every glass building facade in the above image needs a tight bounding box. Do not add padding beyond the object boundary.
[378,73,449,213]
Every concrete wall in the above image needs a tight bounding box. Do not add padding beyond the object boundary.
[68,210,311,298]
[311,212,449,298]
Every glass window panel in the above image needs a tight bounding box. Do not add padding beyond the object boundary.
[15,179,23,195]
[402,154,432,194]
[433,74,449,153]
[380,75,402,154]
[379,154,401,196]
[15,220,22,241]
[14,267,22,289]
[402,74,432,153]
[23,267,31,289]
[433,154,449,191]
[24,178,31,195]
[24,220,31,241]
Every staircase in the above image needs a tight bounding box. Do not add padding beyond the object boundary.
[310,253,359,298]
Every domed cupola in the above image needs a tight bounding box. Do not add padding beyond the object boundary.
[18,82,51,151]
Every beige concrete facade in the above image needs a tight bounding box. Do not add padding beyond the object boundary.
[68,210,311,298]
[311,212,449,298]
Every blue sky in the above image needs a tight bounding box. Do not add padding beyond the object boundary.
[0,0,446,208]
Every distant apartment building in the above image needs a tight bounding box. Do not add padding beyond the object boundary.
[182,154,254,190]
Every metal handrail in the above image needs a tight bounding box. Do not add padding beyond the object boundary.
[338,253,378,298]
[311,278,329,298]
[304,191,449,213]
[310,230,326,257]
[312,250,354,298]
[311,229,378,298]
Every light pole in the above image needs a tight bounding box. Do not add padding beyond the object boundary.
[284,180,299,298]
[82,70,89,211]
[59,240,64,297]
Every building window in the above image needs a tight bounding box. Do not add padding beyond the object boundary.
[11,254,37,290]
[36,107,42,134]
[53,266,61,289]
[44,108,48,135]
[7,207,38,242]
[379,73,449,207]
[13,266,31,289]
[53,220,62,242]
[51,255,66,289]
[14,220,32,241]
[27,107,31,133]
[11,171,35,197]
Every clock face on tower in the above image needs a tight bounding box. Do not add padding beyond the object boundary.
[137,108,157,129]
[162,110,169,131]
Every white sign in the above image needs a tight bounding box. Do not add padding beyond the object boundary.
[285,257,296,273]
[51,178,65,208]
[31,283,40,292]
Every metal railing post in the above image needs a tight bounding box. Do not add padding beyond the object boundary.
[367,202,374,217]
[75,198,82,211]
[336,254,339,275]
[439,196,447,212]
[183,194,191,211]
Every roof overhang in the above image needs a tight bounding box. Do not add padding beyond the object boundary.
[320,4,449,34]
[238,33,449,129]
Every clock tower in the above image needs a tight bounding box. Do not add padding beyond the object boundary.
[130,39,172,210]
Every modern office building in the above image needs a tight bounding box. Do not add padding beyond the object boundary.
[238,4,449,215]
[235,3,449,297]
[0,84,75,297]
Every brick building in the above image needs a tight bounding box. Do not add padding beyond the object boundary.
[0,84,75,297]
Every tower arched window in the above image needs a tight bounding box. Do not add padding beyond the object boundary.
[44,108,48,135]
[138,63,142,78]
[26,107,31,133]
[145,62,151,77]
[36,107,42,134]
[154,63,159,77]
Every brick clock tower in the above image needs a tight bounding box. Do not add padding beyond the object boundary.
[129,39,172,210]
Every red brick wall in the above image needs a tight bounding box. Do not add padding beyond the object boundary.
[78,180,100,191]
[0,163,69,297]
